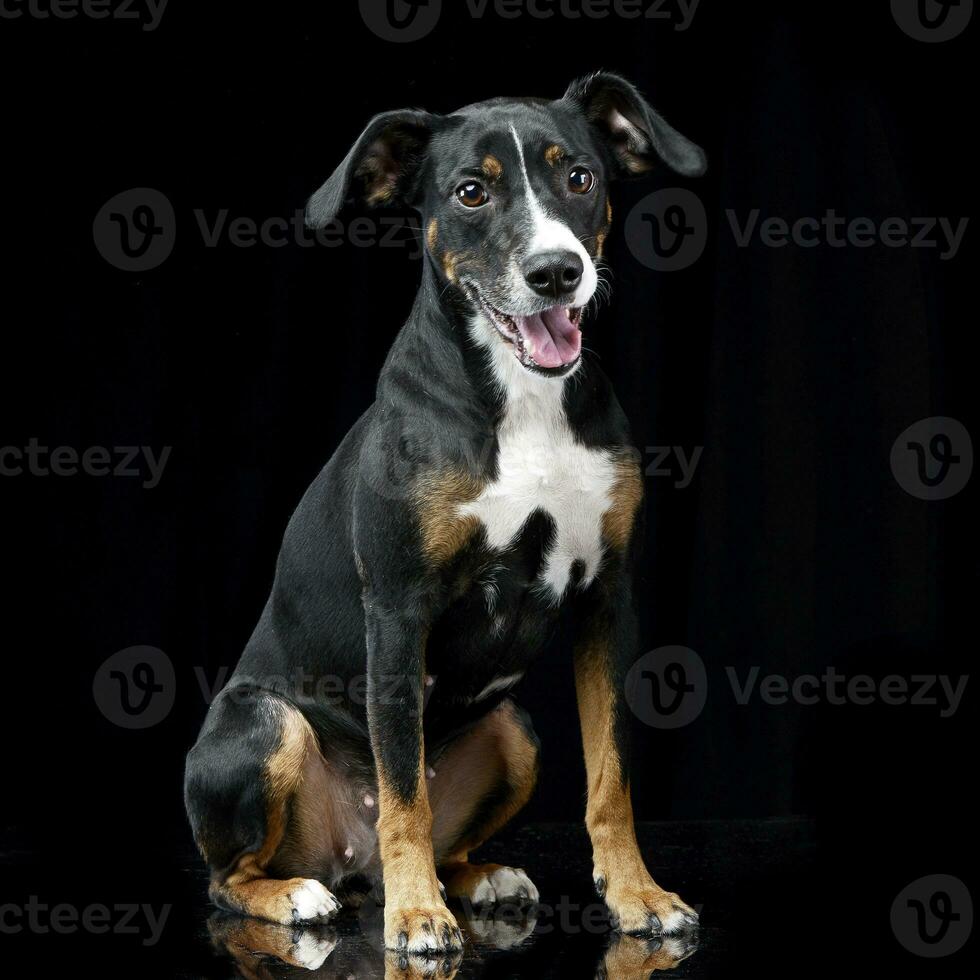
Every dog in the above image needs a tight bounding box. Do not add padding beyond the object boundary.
[184,71,706,958]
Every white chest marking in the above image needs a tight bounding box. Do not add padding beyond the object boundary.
[458,340,618,601]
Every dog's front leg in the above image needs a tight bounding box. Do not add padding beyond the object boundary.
[365,600,463,955]
[573,577,699,937]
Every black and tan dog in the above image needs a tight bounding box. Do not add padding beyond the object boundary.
[184,72,706,958]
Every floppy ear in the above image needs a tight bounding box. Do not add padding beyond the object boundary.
[564,72,707,178]
[305,109,438,228]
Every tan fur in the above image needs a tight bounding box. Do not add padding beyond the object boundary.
[431,700,539,862]
[481,154,503,180]
[413,469,484,565]
[601,933,696,975]
[427,218,438,251]
[574,636,696,933]
[359,159,397,206]
[442,251,460,283]
[376,737,460,948]
[601,450,643,551]
[209,705,326,921]
[545,144,565,167]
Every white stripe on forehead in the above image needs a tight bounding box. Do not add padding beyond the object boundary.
[509,124,594,261]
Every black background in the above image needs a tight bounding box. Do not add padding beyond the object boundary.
[1,0,975,975]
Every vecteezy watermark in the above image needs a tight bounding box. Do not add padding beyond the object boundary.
[0,0,169,31]
[625,188,708,272]
[626,650,969,728]
[726,210,969,261]
[625,646,708,729]
[93,189,424,271]
[727,667,968,719]
[0,897,171,947]
[644,445,703,489]
[891,0,973,42]
[0,440,171,488]
[93,188,176,272]
[93,646,176,729]
[359,0,442,42]
[194,210,423,256]
[94,650,440,730]
[625,191,971,272]
[891,875,972,957]
[891,416,973,501]
[359,0,699,41]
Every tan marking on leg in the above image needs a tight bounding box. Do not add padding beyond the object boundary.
[413,469,483,566]
[601,450,643,552]
[545,144,565,167]
[481,155,503,181]
[209,705,340,924]
[377,734,462,950]
[575,636,696,934]
[427,218,438,251]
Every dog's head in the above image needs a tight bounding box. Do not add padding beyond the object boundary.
[307,73,705,378]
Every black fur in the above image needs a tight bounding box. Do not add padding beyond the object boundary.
[185,73,704,885]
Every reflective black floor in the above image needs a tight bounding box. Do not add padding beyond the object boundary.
[2,818,960,977]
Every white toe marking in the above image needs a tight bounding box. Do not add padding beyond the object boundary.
[407,926,441,954]
[490,867,539,903]
[470,876,497,905]
[292,931,336,970]
[289,880,338,922]
[659,908,687,934]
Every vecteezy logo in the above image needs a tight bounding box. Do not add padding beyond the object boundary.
[93,188,176,271]
[890,417,973,500]
[891,875,972,957]
[891,0,973,42]
[625,646,707,729]
[93,645,176,729]
[625,188,707,272]
[359,0,441,42]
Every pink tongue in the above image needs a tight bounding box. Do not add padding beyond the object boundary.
[515,307,582,368]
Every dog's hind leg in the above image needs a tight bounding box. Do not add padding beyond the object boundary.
[429,699,541,906]
[184,688,345,925]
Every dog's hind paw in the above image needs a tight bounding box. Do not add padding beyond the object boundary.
[441,862,539,907]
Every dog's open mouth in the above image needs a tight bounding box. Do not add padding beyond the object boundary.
[478,297,584,371]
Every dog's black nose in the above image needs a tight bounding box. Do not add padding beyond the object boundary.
[523,251,584,299]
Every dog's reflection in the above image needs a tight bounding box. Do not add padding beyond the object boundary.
[207,895,539,979]
[595,931,699,978]
[207,903,697,978]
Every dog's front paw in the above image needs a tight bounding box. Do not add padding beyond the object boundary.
[597,875,698,936]
[286,878,343,925]
[385,902,464,955]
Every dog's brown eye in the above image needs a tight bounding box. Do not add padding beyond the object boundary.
[456,181,489,208]
[568,167,595,194]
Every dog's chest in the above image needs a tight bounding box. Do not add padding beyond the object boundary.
[458,386,617,600]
